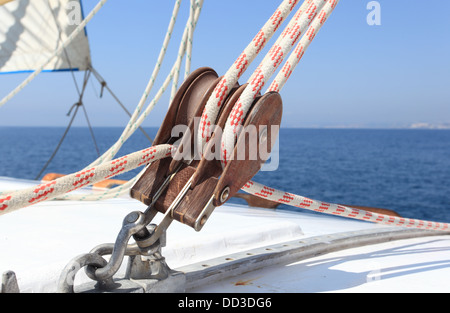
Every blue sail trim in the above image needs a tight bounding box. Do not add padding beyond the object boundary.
[0,68,80,75]
[79,0,88,37]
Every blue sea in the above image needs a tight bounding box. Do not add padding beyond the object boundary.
[1,127,449,223]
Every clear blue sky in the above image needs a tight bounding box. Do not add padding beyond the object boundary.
[0,0,449,128]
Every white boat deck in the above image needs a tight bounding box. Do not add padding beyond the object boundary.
[0,177,449,293]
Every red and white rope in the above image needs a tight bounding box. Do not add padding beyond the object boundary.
[268,0,339,92]
[197,0,302,151]
[246,0,314,84]
[220,0,329,167]
[0,145,173,216]
[170,0,204,103]
[242,180,450,232]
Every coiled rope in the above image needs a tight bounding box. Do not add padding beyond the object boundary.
[0,0,449,233]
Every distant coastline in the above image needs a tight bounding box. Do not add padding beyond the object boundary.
[407,122,450,130]
[282,122,450,130]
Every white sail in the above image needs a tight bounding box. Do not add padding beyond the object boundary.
[0,0,91,74]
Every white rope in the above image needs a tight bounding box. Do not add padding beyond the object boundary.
[61,0,204,201]
[170,0,204,103]
[88,0,204,168]
[87,0,184,167]
[184,0,197,79]
[0,0,108,108]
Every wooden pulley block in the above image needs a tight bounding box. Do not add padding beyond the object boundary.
[130,67,283,232]
[171,90,282,230]
[130,67,219,205]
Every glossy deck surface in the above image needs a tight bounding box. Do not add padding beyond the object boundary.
[1,177,448,293]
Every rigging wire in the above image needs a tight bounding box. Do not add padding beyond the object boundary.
[34,103,80,181]
[40,1,101,172]
[81,103,100,157]
[34,69,94,180]
[90,67,153,143]
[79,72,100,157]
